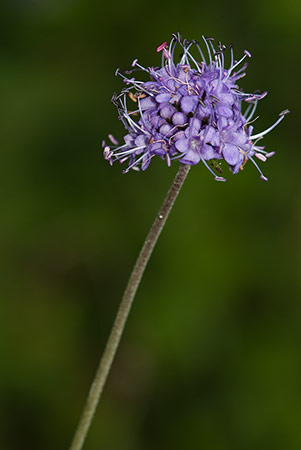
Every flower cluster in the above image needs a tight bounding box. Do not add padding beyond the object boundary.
[103,33,288,181]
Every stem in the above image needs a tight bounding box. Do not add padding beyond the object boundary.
[68,164,191,450]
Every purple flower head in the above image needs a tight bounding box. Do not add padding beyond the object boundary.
[103,33,289,181]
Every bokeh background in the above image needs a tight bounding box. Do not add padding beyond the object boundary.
[0,0,300,449]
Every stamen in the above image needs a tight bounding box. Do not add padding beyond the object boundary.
[245,115,259,127]
[244,91,267,102]
[227,49,251,77]
[167,36,176,74]
[109,143,127,152]
[180,41,194,65]
[114,145,147,158]
[137,97,152,131]
[234,62,248,76]
[244,100,258,122]
[123,152,150,173]
[249,156,268,181]
[201,157,227,181]
[157,42,168,52]
[229,45,234,72]
[202,36,212,66]
[195,41,207,65]
[182,47,201,70]
[135,62,149,72]
[250,110,289,140]
[119,94,151,135]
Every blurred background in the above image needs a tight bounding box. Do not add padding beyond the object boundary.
[0,0,300,449]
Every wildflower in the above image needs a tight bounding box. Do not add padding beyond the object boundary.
[103,33,288,181]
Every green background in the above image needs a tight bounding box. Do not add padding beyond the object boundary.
[0,0,300,449]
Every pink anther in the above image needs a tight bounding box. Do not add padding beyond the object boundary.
[108,134,119,145]
[156,41,167,52]
[255,153,267,162]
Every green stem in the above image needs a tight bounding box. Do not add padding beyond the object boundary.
[68,164,191,450]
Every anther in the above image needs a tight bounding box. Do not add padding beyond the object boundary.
[279,109,290,116]
[108,134,119,145]
[255,153,267,162]
[156,42,167,52]
[244,50,252,58]
[103,147,113,160]
[129,92,137,102]
[265,152,275,158]
[258,91,268,100]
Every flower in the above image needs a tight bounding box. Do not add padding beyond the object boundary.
[103,33,289,181]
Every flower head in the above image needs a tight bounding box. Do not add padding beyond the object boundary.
[103,33,288,181]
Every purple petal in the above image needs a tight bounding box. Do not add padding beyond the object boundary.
[201,144,220,160]
[135,135,149,147]
[216,105,233,117]
[217,117,228,130]
[167,79,176,91]
[178,85,189,96]
[172,112,187,126]
[140,97,157,110]
[160,104,176,119]
[179,149,201,165]
[180,95,198,114]
[169,92,182,104]
[173,130,185,141]
[223,144,241,165]
[141,155,151,171]
[232,155,244,174]
[177,65,192,81]
[124,134,135,146]
[159,124,173,136]
[175,138,189,153]
[189,117,201,135]
[212,81,234,105]
[156,93,172,103]
[220,93,234,105]
[225,130,248,147]
[150,142,165,155]
[203,126,220,146]
[150,115,165,129]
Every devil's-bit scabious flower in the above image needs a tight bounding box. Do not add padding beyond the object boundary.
[103,33,289,181]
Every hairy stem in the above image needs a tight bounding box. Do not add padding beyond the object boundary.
[68,164,190,450]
